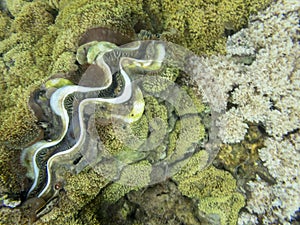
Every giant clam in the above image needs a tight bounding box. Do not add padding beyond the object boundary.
[17,32,223,220]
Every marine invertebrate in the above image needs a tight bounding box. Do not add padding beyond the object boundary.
[245,135,300,224]
[101,181,215,225]
[22,41,158,198]
[0,11,10,40]
[158,0,271,54]
[12,39,223,223]
[174,164,245,225]
[0,0,276,224]
[0,0,144,148]
[0,0,272,148]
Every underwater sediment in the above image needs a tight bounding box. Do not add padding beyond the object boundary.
[1,0,299,225]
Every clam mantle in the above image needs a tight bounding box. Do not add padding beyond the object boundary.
[19,40,222,219]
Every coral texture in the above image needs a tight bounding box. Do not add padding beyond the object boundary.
[190,0,300,223]
[193,0,300,144]
[0,0,270,147]
[244,135,300,224]
[0,0,279,224]
[173,152,245,225]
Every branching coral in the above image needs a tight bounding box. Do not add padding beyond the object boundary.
[244,135,300,224]
[192,1,300,143]
[190,0,300,223]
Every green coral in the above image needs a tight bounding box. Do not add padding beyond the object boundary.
[144,96,168,121]
[64,169,109,207]
[0,92,42,147]
[174,166,245,225]
[49,0,145,68]
[101,160,151,203]
[33,168,109,225]
[96,115,149,163]
[167,115,206,160]
[101,182,133,205]
[0,144,29,194]
[12,1,54,35]
[5,0,28,16]
[0,0,147,147]
[0,12,11,40]
[0,3,56,147]
[0,207,24,225]
[118,160,152,187]
[172,150,209,181]
[96,92,171,164]
[182,85,207,114]
[145,0,271,54]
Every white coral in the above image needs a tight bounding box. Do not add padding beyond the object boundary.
[217,108,248,143]
[238,211,258,225]
[191,0,300,223]
[194,0,300,142]
[245,136,300,224]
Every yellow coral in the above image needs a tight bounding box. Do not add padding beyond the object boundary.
[159,0,271,54]
[100,161,151,204]
[101,183,134,204]
[167,115,205,159]
[0,12,11,40]
[0,91,41,147]
[175,166,245,225]
[12,1,54,35]
[50,0,145,61]
[172,150,209,181]
[5,0,28,16]
[119,160,152,187]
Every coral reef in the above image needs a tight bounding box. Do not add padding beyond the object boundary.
[33,168,109,225]
[100,181,215,225]
[215,124,276,188]
[0,11,11,40]
[173,151,245,225]
[0,0,270,146]
[1,0,287,224]
[190,0,300,223]
[0,1,55,148]
[244,135,300,224]
[146,0,271,55]
[0,145,30,195]
[195,0,300,144]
